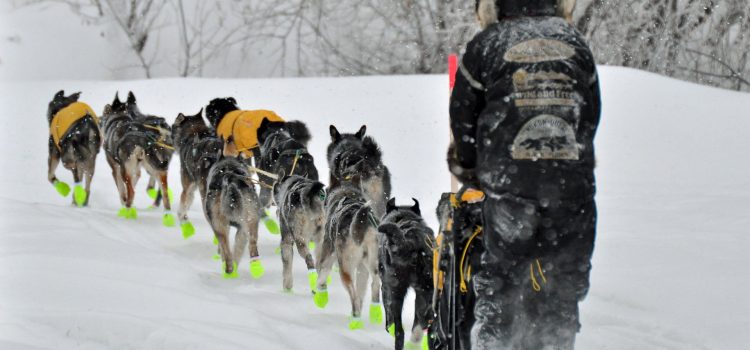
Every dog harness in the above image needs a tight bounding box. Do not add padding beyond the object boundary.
[50,102,99,150]
[216,110,284,158]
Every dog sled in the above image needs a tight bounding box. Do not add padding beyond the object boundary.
[430,187,485,350]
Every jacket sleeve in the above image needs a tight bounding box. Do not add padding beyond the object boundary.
[450,39,486,169]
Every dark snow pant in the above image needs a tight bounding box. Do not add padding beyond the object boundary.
[471,193,596,350]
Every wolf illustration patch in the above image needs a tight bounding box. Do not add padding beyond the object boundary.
[504,39,576,63]
[511,114,579,160]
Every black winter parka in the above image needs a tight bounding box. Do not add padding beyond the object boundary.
[450,16,601,203]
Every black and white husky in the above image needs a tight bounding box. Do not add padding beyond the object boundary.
[257,118,317,208]
[172,109,223,239]
[327,125,391,220]
[204,155,263,279]
[101,92,175,223]
[313,182,382,330]
[273,175,326,292]
[378,198,435,350]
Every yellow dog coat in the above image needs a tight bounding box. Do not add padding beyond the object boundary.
[216,110,284,158]
[50,102,99,150]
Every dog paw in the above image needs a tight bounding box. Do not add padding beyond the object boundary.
[249,258,264,279]
[53,180,71,197]
[126,207,137,220]
[180,221,195,239]
[212,253,221,261]
[222,262,238,279]
[262,216,280,235]
[162,213,176,227]
[146,188,159,200]
[313,289,328,309]
[212,236,219,245]
[369,303,383,324]
[307,270,318,291]
[348,317,364,330]
[73,184,86,207]
[405,340,422,350]
[387,324,396,337]
[118,207,128,218]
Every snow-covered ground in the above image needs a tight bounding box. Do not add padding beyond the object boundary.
[0,67,749,349]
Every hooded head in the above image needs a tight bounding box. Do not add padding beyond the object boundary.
[476,0,576,29]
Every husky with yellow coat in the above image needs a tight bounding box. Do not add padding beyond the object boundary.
[47,90,102,207]
[206,97,284,236]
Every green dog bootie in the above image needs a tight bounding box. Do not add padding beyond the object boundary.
[387,324,396,337]
[73,183,86,207]
[126,207,138,220]
[422,334,429,350]
[262,209,280,235]
[405,340,421,350]
[53,180,71,197]
[348,316,364,330]
[212,253,221,260]
[213,236,219,245]
[369,303,383,324]
[162,212,176,227]
[313,289,329,309]
[118,207,128,218]
[308,270,318,291]
[147,188,158,199]
[249,258,265,279]
[308,241,316,251]
[181,221,195,239]
[222,262,238,279]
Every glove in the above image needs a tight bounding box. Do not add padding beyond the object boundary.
[447,143,479,188]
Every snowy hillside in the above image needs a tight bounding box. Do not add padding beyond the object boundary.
[1,67,749,349]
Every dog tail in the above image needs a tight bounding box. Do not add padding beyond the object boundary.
[286,121,312,146]
[221,179,244,216]
[351,201,375,244]
[305,181,326,205]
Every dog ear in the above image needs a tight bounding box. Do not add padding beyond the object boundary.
[386,197,397,213]
[127,91,137,105]
[228,97,237,106]
[69,92,82,101]
[355,125,367,139]
[410,198,421,216]
[257,118,272,141]
[195,108,204,117]
[54,90,65,99]
[329,125,341,142]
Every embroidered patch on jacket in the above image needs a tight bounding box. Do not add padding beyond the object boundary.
[511,114,580,161]
[511,69,578,107]
[504,39,576,63]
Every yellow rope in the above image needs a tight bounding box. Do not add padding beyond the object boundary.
[155,141,175,150]
[289,150,301,176]
[530,259,547,292]
[459,226,482,294]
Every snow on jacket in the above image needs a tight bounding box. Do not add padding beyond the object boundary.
[450,16,601,202]
[216,110,284,158]
[50,101,99,150]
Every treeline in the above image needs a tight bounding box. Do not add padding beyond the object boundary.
[18,0,750,91]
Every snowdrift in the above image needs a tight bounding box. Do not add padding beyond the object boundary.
[0,67,749,349]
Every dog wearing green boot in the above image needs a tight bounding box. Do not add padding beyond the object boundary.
[47,90,101,208]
